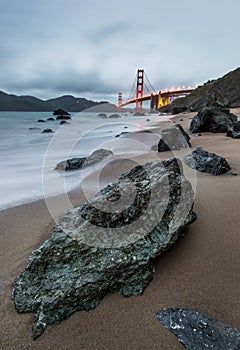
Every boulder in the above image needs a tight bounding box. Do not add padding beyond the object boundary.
[184,147,231,175]
[109,114,121,118]
[47,117,55,121]
[12,158,196,339]
[56,115,71,120]
[226,121,240,139]
[157,124,191,152]
[55,149,113,171]
[37,119,46,123]
[156,308,240,350]
[98,113,107,118]
[42,128,54,133]
[60,120,70,125]
[53,109,70,116]
[189,104,237,133]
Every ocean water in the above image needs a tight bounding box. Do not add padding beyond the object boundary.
[0,110,170,211]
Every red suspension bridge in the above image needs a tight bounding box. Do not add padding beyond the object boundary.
[118,69,195,113]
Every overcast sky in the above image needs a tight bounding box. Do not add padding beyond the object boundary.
[0,0,239,103]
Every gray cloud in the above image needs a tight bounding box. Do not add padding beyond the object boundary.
[0,0,239,103]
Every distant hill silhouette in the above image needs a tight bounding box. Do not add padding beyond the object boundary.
[0,91,118,112]
[160,67,240,113]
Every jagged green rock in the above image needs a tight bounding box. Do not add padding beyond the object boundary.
[12,158,196,339]
[157,308,240,350]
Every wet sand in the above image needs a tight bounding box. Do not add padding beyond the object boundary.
[1,109,240,349]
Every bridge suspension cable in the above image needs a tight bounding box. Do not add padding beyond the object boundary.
[144,71,157,95]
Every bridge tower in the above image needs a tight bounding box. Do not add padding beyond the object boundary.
[118,92,122,112]
[135,69,144,113]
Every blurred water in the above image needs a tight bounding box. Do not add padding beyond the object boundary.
[0,111,168,210]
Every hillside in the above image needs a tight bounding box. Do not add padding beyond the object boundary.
[0,91,117,112]
[160,67,240,113]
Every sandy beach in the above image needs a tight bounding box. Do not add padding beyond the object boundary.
[1,110,240,350]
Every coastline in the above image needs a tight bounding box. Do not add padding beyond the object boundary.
[1,110,240,349]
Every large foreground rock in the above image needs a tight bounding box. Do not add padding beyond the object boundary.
[156,308,240,350]
[12,158,196,339]
[227,121,240,139]
[184,147,231,175]
[55,149,113,171]
[189,104,237,133]
[157,124,191,152]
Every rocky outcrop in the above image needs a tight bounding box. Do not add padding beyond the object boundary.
[159,67,240,113]
[189,104,237,133]
[184,147,231,175]
[157,124,191,152]
[156,308,240,350]
[55,149,113,171]
[12,158,196,339]
[53,109,70,116]
[226,121,240,139]
[47,117,55,121]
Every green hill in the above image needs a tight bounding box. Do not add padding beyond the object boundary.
[0,91,117,112]
[160,67,240,113]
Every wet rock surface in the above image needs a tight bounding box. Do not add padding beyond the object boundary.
[156,308,240,350]
[157,124,191,152]
[12,158,196,339]
[53,109,70,116]
[42,128,54,133]
[55,149,113,171]
[184,147,231,175]
[56,115,72,120]
[227,121,240,139]
[189,104,237,133]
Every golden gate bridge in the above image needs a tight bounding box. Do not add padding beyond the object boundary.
[118,69,195,113]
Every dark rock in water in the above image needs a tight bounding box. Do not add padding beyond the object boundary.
[226,121,240,139]
[29,127,41,130]
[55,149,113,171]
[156,308,240,350]
[115,131,129,138]
[189,104,237,133]
[12,158,196,339]
[60,120,70,125]
[56,115,72,120]
[109,113,121,118]
[42,128,54,133]
[47,117,55,121]
[146,118,150,121]
[133,112,145,116]
[37,119,46,123]
[53,109,70,116]
[98,113,107,118]
[184,147,231,175]
[157,124,191,152]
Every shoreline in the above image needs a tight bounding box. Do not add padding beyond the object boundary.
[1,110,240,349]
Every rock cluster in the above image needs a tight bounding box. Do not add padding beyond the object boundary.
[189,104,237,133]
[55,149,113,171]
[184,147,231,175]
[156,308,240,350]
[12,158,196,339]
[158,124,191,152]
